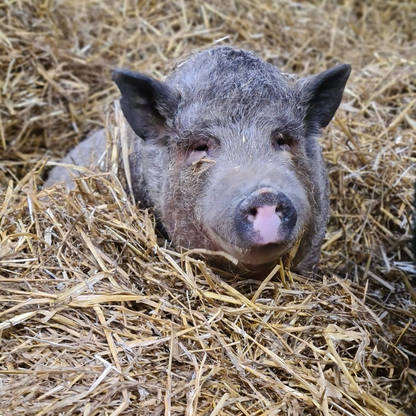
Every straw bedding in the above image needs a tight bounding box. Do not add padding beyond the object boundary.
[0,0,415,415]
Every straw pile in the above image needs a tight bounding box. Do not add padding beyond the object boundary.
[0,0,415,415]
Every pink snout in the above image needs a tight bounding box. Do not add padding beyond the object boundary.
[236,189,297,246]
[247,205,283,245]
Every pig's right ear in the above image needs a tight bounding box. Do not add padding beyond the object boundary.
[112,69,179,141]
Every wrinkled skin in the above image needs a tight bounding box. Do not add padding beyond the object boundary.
[46,46,351,276]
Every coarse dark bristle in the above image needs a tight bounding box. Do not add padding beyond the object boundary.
[0,1,415,415]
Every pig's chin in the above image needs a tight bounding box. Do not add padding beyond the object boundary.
[206,227,295,267]
[238,244,292,267]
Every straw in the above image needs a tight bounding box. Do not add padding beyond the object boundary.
[0,0,415,415]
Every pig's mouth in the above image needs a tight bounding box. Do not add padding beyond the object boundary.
[240,243,295,266]
[205,226,296,266]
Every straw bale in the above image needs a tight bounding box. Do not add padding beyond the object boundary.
[0,0,415,415]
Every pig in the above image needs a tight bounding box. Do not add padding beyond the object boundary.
[45,46,351,275]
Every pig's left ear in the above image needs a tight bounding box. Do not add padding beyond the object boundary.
[112,69,180,142]
[302,64,351,133]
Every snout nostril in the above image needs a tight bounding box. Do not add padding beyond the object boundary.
[248,207,257,217]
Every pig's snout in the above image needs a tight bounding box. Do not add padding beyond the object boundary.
[236,188,297,246]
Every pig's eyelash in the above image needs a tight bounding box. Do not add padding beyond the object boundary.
[187,140,210,153]
[188,135,219,151]
[194,144,209,152]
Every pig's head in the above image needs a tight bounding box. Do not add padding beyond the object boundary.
[113,47,351,272]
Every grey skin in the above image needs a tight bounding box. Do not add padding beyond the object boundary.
[45,46,351,276]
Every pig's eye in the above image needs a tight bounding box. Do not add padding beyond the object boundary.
[194,144,209,152]
[272,133,292,152]
[186,141,211,165]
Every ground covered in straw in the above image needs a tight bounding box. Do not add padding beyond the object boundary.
[0,0,415,415]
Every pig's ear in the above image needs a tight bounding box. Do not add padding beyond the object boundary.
[112,69,179,141]
[303,64,351,132]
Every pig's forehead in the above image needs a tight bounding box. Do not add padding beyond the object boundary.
[166,47,305,132]
[166,47,293,101]
[173,99,304,136]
